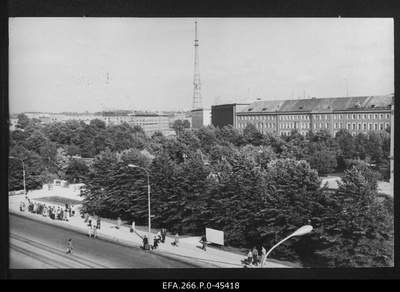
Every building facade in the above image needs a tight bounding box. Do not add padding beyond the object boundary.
[235,94,393,137]
[191,108,211,129]
[102,111,170,137]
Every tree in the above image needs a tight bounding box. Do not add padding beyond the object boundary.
[16,113,30,129]
[261,159,322,261]
[242,123,263,146]
[64,158,89,183]
[307,164,394,267]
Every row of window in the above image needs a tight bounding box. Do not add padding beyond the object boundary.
[345,122,389,131]
[281,131,379,137]
[238,121,390,131]
[237,113,390,122]
[343,113,389,120]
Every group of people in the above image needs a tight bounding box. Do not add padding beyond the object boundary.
[142,228,168,250]
[21,199,75,222]
[247,246,267,266]
[82,211,101,239]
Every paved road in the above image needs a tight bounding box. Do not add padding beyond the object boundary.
[9,213,200,269]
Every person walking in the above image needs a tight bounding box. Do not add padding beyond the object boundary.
[142,235,149,250]
[161,228,166,243]
[252,247,259,266]
[247,250,252,265]
[87,224,93,237]
[93,226,98,238]
[173,233,179,247]
[116,217,121,229]
[152,235,158,250]
[66,239,73,254]
[200,235,207,251]
[261,246,267,266]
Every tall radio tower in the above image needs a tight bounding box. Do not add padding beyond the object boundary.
[192,20,202,110]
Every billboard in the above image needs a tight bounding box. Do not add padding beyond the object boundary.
[205,228,224,246]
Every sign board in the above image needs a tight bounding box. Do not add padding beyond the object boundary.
[205,228,224,246]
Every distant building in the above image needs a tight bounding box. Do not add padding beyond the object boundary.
[211,103,250,129]
[191,108,211,129]
[102,111,170,137]
[235,94,393,137]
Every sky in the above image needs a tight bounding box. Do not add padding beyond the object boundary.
[8,17,394,114]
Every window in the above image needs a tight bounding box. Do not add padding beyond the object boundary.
[363,114,367,119]
[380,123,383,130]
[358,123,361,130]
[368,123,372,130]
[374,114,378,119]
[387,114,390,119]
[358,114,361,119]
[352,123,356,130]
[374,123,378,130]
[334,114,337,120]
[339,122,342,128]
[334,123,338,129]
[380,114,384,119]
[326,123,329,129]
[347,114,351,119]
[363,123,367,130]
[347,123,351,130]
[385,123,390,129]
[353,114,356,119]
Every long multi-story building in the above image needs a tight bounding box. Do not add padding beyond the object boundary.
[233,94,393,137]
[102,111,170,137]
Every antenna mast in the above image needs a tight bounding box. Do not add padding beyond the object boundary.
[192,20,203,110]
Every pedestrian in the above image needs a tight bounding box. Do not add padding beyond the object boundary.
[116,217,121,229]
[65,209,70,221]
[157,230,162,243]
[252,247,259,266]
[200,235,207,251]
[43,205,47,217]
[173,233,179,247]
[152,235,158,250]
[84,211,89,222]
[247,250,252,265]
[161,228,166,243]
[66,239,73,254]
[93,226,98,238]
[142,235,149,250]
[96,218,101,230]
[261,246,266,266]
[19,201,25,212]
[130,221,135,233]
[87,225,93,237]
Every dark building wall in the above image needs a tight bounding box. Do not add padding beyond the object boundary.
[211,105,234,129]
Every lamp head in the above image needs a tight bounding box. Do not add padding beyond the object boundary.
[291,225,313,237]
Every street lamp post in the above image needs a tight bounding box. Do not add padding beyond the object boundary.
[128,164,151,239]
[9,156,26,198]
[261,225,313,267]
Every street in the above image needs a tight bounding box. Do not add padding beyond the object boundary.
[9,213,200,269]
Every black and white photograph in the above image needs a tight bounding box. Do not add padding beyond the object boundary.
[3,0,398,282]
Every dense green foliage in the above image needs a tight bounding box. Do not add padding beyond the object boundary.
[8,114,393,267]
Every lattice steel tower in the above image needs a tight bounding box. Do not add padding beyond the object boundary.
[192,20,203,110]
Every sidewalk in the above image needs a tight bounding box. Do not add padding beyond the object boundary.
[8,186,290,268]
